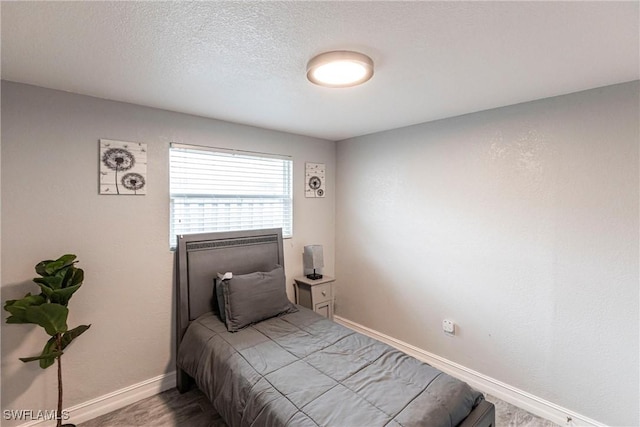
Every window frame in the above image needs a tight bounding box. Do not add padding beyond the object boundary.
[169,143,293,249]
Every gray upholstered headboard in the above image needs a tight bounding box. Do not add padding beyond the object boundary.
[175,228,284,391]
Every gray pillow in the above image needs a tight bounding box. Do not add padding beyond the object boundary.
[220,265,296,332]
[214,272,234,323]
[214,277,226,324]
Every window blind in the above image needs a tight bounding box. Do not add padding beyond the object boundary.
[169,144,293,248]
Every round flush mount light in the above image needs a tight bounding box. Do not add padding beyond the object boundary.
[306,51,374,88]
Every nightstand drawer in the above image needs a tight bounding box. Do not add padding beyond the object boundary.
[311,282,332,303]
[314,301,333,319]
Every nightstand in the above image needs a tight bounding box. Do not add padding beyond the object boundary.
[294,275,335,320]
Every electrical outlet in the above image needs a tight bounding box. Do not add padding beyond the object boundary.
[442,319,455,335]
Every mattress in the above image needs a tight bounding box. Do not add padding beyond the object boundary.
[177,306,484,427]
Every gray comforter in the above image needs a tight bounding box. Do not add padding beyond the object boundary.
[177,307,483,427]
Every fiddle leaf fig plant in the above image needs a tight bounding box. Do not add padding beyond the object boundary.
[4,254,90,427]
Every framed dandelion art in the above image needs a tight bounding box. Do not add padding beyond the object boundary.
[99,139,147,195]
[305,162,325,198]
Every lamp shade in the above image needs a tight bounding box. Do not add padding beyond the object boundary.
[303,245,324,270]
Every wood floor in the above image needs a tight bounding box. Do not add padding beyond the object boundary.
[78,388,225,427]
[484,394,558,427]
[78,388,558,427]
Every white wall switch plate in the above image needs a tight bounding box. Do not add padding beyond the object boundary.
[442,319,455,335]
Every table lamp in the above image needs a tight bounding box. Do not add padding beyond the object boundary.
[303,245,324,280]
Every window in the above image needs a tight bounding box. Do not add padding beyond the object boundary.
[169,144,293,248]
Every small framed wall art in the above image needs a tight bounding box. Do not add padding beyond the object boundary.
[99,139,147,195]
[305,162,325,198]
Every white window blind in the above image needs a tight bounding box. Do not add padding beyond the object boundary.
[169,144,293,248]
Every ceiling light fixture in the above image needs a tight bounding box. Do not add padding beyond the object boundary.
[307,51,374,88]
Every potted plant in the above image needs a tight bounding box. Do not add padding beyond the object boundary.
[4,254,90,427]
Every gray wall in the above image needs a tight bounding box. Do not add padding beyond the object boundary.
[0,81,336,424]
[335,82,639,426]
[3,79,638,426]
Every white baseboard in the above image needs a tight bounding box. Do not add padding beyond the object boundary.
[17,372,176,427]
[334,315,605,427]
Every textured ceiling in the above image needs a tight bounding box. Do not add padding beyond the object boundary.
[2,1,638,141]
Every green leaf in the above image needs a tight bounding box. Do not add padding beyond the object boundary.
[60,324,90,350]
[42,337,58,368]
[34,282,55,300]
[61,267,75,288]
[68,268,84,288]
[34,275,63,290]
[35,260,55,276]
[22,325,90,368]
[4,293,46,311]
[19,350,63,365]
[21,337,62,369]
[58,254,78,267]
[57,266,84,289]
[4,293,46,323]
[44,255,77,276]
[36,255,77,277]
[23,303,68,336]
[49,284,82,306]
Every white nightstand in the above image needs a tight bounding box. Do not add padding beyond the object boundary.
[294,275,335,320]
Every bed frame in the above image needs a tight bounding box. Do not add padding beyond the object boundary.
[175,228,494,427]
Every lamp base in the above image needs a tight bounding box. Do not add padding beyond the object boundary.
[306,273,323,280]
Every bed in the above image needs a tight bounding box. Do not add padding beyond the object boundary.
[175,228,495,427]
